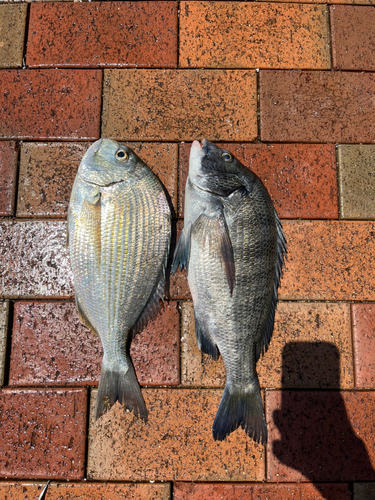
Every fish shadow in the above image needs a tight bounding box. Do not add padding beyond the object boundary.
[272,342,375,497]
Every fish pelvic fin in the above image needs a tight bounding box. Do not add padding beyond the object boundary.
[95,364,148,421]
[171,223,191,273]
[212,379,267,444]
[195,312,219,361]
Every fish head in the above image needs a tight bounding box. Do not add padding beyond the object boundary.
[78,138,147,187]
[189,139,253,196]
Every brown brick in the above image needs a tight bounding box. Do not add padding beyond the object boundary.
[178,143,338,219]
[337,145,375,220]
[181,301,353,389]
[0,302,9,387]
[0,142,18,216]
[27,2,177,69]
[280,221,375,301]
[353,483,375,500]
[87,389,265,481]
[331,6,375,71]
[17,142,177,217]
[180,2,330,70]
[0,220,73,299]
[45,482,171,500]
[0,5,27,69]
[9,300,179,387]
[260,71,375,143]
[0,70,102,140]
[174,482,350,500]
[352,304,375,389]
[0,388,87,479]
[102,69,257,141]
[0,483,47,499]
[267,390,375,481]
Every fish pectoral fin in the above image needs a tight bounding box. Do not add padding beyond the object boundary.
[195,313,219,360]
[75,295,99,337]
[171,223,191,273]
[216,214,235,295]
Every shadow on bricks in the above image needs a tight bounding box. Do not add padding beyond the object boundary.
[270,342,375,495]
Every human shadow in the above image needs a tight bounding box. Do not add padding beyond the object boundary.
[272,342,375,497]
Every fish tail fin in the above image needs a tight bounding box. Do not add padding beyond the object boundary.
[95,364,148,421]
[212,380,267,444]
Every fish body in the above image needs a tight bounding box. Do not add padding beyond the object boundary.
[173,140,286,443]
[68,139,171,419]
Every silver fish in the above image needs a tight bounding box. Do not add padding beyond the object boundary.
[68,139,171,420]
[172,140,286,443]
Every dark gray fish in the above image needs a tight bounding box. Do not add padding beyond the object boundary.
[172,140,286,443]
[68,139,171,420]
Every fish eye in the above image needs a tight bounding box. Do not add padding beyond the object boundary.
[115,150,129,161]
[222,152,233,162]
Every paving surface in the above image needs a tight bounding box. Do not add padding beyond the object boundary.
[0,1,374,498]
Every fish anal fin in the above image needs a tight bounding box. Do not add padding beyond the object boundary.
[216,214,235,295]
[195,313,219,361]
[75,295,99,337]
[171,223,191,273]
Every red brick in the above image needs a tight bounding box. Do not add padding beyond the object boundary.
[102,69,257,141]
[17,142,177,217]
[178,143,338,219]
[352,304,375,388]
[174,482,350,500]
[0,483,46,499]
[180,2,330,70]
[260,71,375,143]
[87,389,265,481]
[27,2,177,69]
[0,220,73,299]
[45,482,171,500]
[331,6,375,71]
[0,5,27,69]
[0,142,18,216]
[0,70,102,140]
[0,302,9,387]
[267,390,375,481]
[0,388,87,479]
[280,221,375,301]
[9,300,179,387]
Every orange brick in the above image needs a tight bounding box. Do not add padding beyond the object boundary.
[102,70,257,141]
[281,221,375,301]
[181,301,353,389]
[180,2,330,69]
[0,483,46,499]
[178,143,338,219]
[45,482,171,500]
[0,5,27,69]
[87,389,265,481]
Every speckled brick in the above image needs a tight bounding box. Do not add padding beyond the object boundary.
[0,388,87,479]
[0,302,9,387]
[267,391,375,482]
[102,70,257,141]
[0,70,102,140]
[280,221,375,301]
[0,142,18,216]
[260,71,375,143]
[0,483,46,499]
[352,304,375,389]
[181,301,353,389]
[45,482,171,500]
[180,2,330,70]
[331,6,375,71]
[337,145,375,220]
[0,5,27,69]
[87,389,265,481]
[0,220,73,299]
[9,300,179,387]
[174,482,350,500]
[353,483,375,500]
[17,142,177,217]
[178,143,338,219]
[27,2,177,69]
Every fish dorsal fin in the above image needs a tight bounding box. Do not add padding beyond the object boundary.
[171,222,192,273]
[75,295,99,337]
[256,210,287,361]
